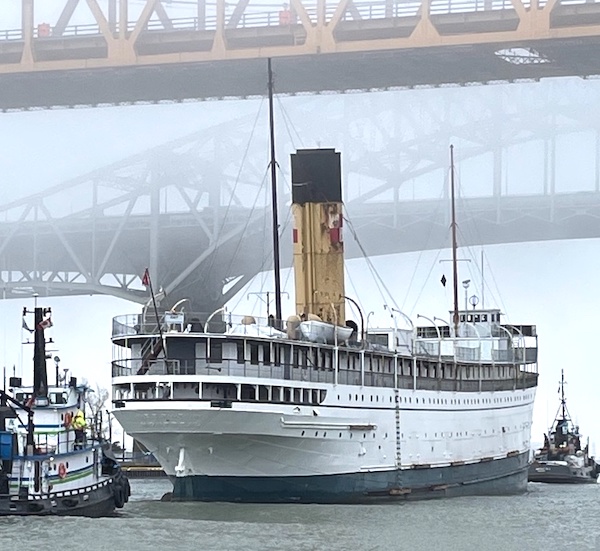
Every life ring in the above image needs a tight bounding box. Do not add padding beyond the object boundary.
[58,463,67,479]
[63,412,73,428]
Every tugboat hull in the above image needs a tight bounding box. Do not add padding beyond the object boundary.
[528,461,598,484]
[0,473,130,517]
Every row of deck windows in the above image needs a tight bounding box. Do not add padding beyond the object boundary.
[204,340,517,380]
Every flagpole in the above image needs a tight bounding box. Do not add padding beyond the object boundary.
[143,268,167,361]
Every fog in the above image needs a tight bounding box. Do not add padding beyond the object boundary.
[1,77,600,455]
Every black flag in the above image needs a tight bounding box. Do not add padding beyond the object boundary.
[441,275,447,287]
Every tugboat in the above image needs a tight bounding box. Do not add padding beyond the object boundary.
[0,304,130,516]
[528,370,600,484]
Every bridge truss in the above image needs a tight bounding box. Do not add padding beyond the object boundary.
[1,80,600,308]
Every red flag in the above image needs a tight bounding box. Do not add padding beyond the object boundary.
[37,318,53,330]
[142,268,150,287]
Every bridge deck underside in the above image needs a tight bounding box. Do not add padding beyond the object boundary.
[0,27,599,109]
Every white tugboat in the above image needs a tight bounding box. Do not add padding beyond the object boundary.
[0,305,130,516]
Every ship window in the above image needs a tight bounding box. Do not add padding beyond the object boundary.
[258,386,269,401]
[263,345,271,366]
[237,342,245,363]
[481,314,487,322]
[283,388,291,402]
[209,341,222,363]
[250,344,259,365]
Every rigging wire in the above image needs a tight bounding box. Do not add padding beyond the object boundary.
[343,211,400,313]
[452,160,510,318]
[230,162,296,317]
[344,266,367,325]
[175,100,266,295]
[276,95,305,151]
[399,176,449,314]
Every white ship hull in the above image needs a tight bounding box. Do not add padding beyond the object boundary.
[113,381,535,501]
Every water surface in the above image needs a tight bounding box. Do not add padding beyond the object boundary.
[1,479,598,550]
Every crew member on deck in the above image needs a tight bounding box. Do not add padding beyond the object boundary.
[72,409,87,449]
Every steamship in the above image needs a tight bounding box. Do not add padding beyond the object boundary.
[110,147,539,503]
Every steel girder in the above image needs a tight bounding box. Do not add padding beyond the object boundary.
[1,81,600,305]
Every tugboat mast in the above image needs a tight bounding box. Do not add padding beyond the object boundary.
[559,368,567,421]
[31,306,49,401]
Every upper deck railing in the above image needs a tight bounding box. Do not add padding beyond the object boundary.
[111,310,538,367]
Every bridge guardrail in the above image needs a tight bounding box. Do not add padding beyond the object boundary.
[4,0,584,42]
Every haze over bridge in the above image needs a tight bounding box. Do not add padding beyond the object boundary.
[1,86,599,311]
[2,0,600,109]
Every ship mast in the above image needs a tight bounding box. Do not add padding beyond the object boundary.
[267,58,282,325]
[450,145,460,335]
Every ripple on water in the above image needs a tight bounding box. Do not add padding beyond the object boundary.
[1,480,598,551]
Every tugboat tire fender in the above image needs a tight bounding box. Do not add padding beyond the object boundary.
[113,482,126,508]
